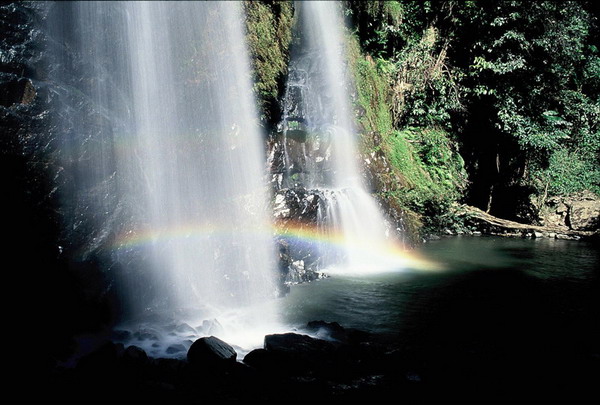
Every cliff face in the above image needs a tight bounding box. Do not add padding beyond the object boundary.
[1,3,121,393]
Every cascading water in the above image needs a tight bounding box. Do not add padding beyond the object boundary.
[278,1,403,273]
[48,1,279,356]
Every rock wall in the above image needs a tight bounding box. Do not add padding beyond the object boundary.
[2,0,123,370]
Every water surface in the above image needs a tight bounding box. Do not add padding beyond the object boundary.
[281,235,599,399]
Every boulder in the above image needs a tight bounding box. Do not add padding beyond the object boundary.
[166,344,187,355]
[0,76,36,107]
[543,191,600,231]
[122,345,149,365]
[197,319,224,336]
[264,332,335,356]
[305,321,372,345]
[174,323,197,335]
[306,320,348,342]
[255,333,337,375]
[187,336,237,370]
[568,198,600,231]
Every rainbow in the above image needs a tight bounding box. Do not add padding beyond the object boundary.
[110,220,443,272]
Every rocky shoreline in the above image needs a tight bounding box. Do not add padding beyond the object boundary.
[442,201,599,242]
[22,318,593,404]
[44,321,407,403]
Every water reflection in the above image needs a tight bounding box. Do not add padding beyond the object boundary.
[281,235,599,338]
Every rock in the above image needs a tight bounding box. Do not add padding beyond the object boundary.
[543,191,600,231]
[76,341,124,372]
[133,328,159,341]
[0,76,36,107]
[305,321,372,346]
[306,320,348,342]
[259,332,337,375]
[273,187,322,221]
[166,344,187,355]
[264,333,334,355]
[568,198,600,231]
[197,319,224,336]
[122,345,149,365]
[242,348,278,370]
[174,323,197,334]
[187,336,237,369]
[111,329,132,342]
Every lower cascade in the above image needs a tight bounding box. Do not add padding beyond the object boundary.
[272,1,405,275]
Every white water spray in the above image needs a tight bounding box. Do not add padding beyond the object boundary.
[50,1,281,356]
[281,1,402,273]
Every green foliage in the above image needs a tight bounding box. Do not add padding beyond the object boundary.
[345,0,599,230]
[347,16,468,234]
[391,27,464,128]
[383,128,467,233]
[244,1,293,123]
[532,148,600,197]
[449,1,600,202]
[386,128,467,206]
[347,35,394,143]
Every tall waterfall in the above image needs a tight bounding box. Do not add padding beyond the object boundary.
[278,1,401,273]
[48,1,278,356]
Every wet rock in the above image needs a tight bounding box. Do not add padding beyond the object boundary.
[306,320,348,342]
[111,329,132,342]
[273,187,322,221]
[197,318,224,336]
[275,222,325,284]
[258,332,337,375]
[242,348,278,370]
[76,341,124,372]
[264,333,334,355]
[166,344,187,355]
[174,323,197,334]
[122,345,149,365]
[187,336,237,369]
[0,76,36,107]
[152,357,185,375]
[133,329,159,342]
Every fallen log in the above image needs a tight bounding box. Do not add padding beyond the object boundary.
[454,204,596,240]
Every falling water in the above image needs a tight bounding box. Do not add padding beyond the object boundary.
[48,1,279,356]
[279,1,401,273]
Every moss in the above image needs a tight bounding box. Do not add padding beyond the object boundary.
[347,35,394,147]
[347,30,468,236]
[244,0,294,125]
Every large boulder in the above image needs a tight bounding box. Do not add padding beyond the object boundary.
[187,336,237,370]
[244,332,336,376]
[568,197,600,231]
[543,191,600,231]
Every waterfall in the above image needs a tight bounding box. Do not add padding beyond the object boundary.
[278,1,403,273]
[48,1,279,356]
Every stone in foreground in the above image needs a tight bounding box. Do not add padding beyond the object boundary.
[187,336,237,369]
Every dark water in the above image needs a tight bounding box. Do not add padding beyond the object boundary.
[282,236,600,402]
